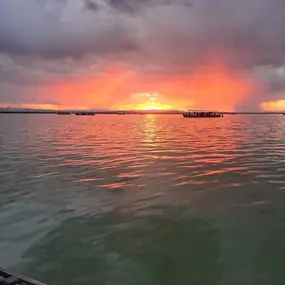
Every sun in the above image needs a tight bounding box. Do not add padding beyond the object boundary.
[136,102,171,111]
[141,105,162,110]
[125,92,172,111]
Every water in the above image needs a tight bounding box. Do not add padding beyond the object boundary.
[1,114,285,285]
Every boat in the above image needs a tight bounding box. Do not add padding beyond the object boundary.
[183,111,223,118]
[75,112,95,116]
[56,111,71,115]
[0,267,46,285]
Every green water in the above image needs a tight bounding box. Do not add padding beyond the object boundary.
[1,114,285,285]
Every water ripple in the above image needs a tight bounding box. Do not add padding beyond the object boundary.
[2,114,285,284]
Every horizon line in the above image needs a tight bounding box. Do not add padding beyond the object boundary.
[0,107,285,114]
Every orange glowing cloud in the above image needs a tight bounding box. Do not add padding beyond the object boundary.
[260,99,285,111]
[38,60,255,111]
[144,62,254,112]
[45,67,140,110]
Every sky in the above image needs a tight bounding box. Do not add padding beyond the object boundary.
[1,0,285,111]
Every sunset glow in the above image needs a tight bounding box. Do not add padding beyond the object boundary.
[140,105,164,111]
[2,60,255,112]
[135,101,172,111]
[34,60,255,112]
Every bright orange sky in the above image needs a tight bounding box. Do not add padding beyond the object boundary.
[28,60,255,112]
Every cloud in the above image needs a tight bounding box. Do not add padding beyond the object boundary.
[0,0,284,67]
[83,0,101,11]
[1,0,285,110]
[0,0,140,58]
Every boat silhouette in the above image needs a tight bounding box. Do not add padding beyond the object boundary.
[183,111,223,118]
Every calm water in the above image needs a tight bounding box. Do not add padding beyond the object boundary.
[1,114,285,285]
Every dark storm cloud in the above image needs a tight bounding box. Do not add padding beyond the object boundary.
[0,0,140,58]
[84,0,100,11]
[0,0,285,68]
[105,0,189,14]
[236,66,285,111]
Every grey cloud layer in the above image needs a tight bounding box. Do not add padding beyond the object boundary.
[1,0,285,109]
[1,0,285,67]
[0,0,140,58]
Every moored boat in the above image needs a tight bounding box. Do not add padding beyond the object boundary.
[75,112,95,116]
[57,111,71,115]
[183,111,223,118]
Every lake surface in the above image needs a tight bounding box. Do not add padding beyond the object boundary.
[1,114,285,285]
